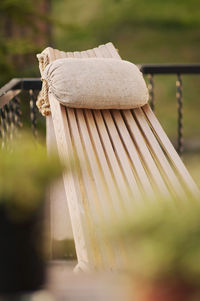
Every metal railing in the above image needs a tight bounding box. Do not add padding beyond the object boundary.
[0,78,42,147]
[0,64,200,154]
[140,64,200,154]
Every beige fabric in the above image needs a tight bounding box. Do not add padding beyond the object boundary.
[42,58,149,109]
[36,48,51,116]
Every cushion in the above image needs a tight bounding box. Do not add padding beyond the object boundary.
[42,57,149,109]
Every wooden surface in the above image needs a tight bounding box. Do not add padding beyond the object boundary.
[44,42,200,272]
[46,116,73,243]
[44,260,129,301]
[47,48,93,271]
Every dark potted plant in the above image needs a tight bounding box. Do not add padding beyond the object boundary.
[110,199,200,301]
[0,133,64,295]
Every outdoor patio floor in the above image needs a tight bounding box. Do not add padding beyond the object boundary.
[41,260,129,301]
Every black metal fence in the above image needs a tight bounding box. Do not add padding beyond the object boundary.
[0,78,41,148]
[140,64,200,154]
[0,64,200,154]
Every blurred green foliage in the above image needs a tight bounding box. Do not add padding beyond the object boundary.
[52,0,200,142]
[0,133,64,220]
[53,0,200,63]
[0,0,51,84]
[111,198,200,289]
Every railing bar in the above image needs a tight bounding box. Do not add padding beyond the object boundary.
[29,89,38,138]
[0,90,21,109]
[14,78,42,91]
[176,74,183,156]
[0,108,7,148]
[4,104,12,141]
[0,79,21,97]
[147,74,155,111]
[0,78,42,97]
[13,96,23,129]
[9,101,16,140]
[1,65,200,96]
[140,64,200,74]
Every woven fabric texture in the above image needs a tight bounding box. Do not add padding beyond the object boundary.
[42,57,149,109]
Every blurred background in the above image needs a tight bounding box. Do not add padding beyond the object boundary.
[0,0,200,184]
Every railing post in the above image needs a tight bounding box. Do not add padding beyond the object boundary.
[29,90,38,138]
[176,74,183,156]
[147,74,155,111]
[13,96,23,130]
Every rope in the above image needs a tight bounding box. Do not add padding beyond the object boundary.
[36,52,51,116]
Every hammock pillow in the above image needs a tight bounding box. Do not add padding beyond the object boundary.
[42,58,149,109]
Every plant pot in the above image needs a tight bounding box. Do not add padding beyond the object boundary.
[0,204,45,294]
